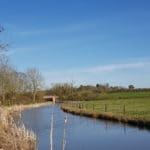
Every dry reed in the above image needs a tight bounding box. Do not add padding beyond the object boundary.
[0,106,37,150]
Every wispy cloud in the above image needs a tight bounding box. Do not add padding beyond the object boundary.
[55,62,149,74]
[9,20,99,37]
[43,61,150,86]
[80,62,149,73]
[16,25,84,36]
[10,45,45,56]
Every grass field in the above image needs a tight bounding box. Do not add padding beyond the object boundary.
[76,98,150,120]
[94,91,150,100]
[61,91,150,127]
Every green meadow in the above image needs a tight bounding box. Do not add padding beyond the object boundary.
[64,91,150,121]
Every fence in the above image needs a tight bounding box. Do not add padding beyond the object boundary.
[65,102,127,114]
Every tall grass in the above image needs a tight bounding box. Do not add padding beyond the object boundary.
[0,106,37,150]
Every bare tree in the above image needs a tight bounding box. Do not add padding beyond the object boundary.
[0,66,8,103]
[50,83,76,100]
[0,26,44,105]
[26,68,43,102]
[0,26,9,103]
[17,72,28,93]
[7,68,20,99]
[0,26,8,64]
[0,64,18,103]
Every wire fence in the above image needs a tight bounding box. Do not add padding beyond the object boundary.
[64,102,127,114]
[62,101,150,120]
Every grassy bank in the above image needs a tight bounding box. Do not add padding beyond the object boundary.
[61,97,150,129]
[0,102,52,150]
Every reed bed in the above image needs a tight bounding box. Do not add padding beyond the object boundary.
[0,106,37,150]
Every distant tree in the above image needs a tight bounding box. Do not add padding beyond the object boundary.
[128,85,135,90]
[96,84,100,88]
[26,68,43,102]
[95,83,110,93]
[50,83,76,101]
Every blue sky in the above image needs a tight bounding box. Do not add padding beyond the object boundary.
[0,0,150,87]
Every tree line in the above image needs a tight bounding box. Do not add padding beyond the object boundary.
[47,82,150,101]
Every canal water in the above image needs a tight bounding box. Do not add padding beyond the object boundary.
[19,104,150,150]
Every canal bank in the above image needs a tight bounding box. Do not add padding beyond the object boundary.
[61,104,150,130]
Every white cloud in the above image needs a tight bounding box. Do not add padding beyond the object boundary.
[43,61,150,87]
[80,62,148,73]
[10,20,99,37]
[53,62,149,74]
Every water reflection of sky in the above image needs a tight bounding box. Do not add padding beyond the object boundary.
[20,105,150,150]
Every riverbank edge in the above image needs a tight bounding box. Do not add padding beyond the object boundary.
[8,101,53,114]
[0,102,53,150]
[61,105,150,129]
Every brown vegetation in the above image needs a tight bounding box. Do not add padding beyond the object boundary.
[0,106,37,150]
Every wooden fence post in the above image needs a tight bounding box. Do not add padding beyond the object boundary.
[105,104,107,112]
[123,104,126,114]
[93,104,95,111]
[79,103,81,109]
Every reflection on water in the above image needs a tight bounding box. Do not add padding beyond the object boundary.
[18,104,150,150]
